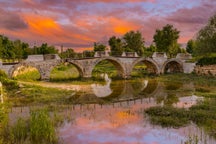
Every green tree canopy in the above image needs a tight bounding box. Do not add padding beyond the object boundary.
[93,42,106,52]
[108,36,123,56]
[59,48,76,58]
[153,24,180,57]
[0,35,30,61]
[31,43,58,55]
[194,13,216,56]
[123,31,145,56]
[186,39,196,54]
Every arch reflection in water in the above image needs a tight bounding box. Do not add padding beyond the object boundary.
[91,74,112,97]
[89,75,159,103]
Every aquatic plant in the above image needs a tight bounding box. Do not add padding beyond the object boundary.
[11,118,28,144]
[145,99,216,138]
[30,109,57,144]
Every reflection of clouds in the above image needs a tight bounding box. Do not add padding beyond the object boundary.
[173,95,204,108]
[91,74,112,97]
[59,102,210,144]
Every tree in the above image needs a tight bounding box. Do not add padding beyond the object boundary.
[93,42,106,52]
[123,31,145,56]
[186,39,196,54]
[153,24,180,57]
[59,48,76,58]
[194,13,216,56]
[108,36,123,56]
[143,44,156,57]
[31,43,58,55]
[83,50,94,57]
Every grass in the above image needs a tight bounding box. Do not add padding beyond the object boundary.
[50,63,80,81]
[92,60,118,78]
[145,99,216,138]
[29,109,57,144]
[8,84,74,106]
[0,108,58,144]
[145,106,190,128]
[13,66,40,81]
[145,73,216,138]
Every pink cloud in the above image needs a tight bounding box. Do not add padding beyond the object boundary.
[0,0,215,51]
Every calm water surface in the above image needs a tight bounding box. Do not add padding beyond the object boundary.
[10,75,216,144]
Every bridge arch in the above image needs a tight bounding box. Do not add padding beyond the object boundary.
[162,59,183,74]
[130,58,160,76]
[64,60,84,77]
[91,57,126,78]
[8,62,42,79]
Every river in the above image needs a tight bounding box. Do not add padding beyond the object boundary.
[9,74,216,144]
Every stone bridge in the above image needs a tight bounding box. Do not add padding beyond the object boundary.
[0,53,195,80]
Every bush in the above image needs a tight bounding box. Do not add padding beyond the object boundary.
[0,70,7,78]
[196,57,216,66]
[0,77,19,91]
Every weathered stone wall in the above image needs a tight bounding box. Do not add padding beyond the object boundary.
[26,55,44,62]
[183,62,196,73]
[194,65,216,76]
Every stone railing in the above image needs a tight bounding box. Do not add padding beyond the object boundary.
[94,51,110,57]
[121,52,139,57]
[194,65,216,76]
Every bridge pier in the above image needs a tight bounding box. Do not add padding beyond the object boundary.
[0,54,196,81]
[40,69,51,81]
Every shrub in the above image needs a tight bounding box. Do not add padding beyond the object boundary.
[196,57,216,66]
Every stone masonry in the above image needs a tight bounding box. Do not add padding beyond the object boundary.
[0,53,196,80]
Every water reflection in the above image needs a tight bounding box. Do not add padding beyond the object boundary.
[58,100,214,144]
[9,75,215,144]
[91,74,112,97]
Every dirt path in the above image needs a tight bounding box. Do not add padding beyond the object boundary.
[18,81,91,91]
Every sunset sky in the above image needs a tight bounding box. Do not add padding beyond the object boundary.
[0,0,215,51]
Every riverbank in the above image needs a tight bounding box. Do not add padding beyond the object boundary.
[1,73,216,144]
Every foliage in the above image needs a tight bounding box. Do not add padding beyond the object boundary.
[9,84,73,106]
[30,109,57,144]
[59,48,76,59]
[143,44,157,57]
[194,13,216,56]
[153,24,180,58]
[196,57,216,65]
[92,60,118,78]
[0,35,30,61]
[0,35,58,61]
[83,50,94,57]
[186,39,196,54]
[123,30,145,56]
[13,66,40,81]
[50,63,80,81]
[93,42,106,52]
[0,75,19,91]
[108,36,124,56]
[11,118,28,143]
[30,43,58,55]
[0,108,58,144]
[145,106,189,128]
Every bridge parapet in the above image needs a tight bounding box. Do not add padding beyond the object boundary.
[94,51,110,57]
[121,52,139,57]
[26,54,61,62]
[176,53,192,61]
[152,52,168,69]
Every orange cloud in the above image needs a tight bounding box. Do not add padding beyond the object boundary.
[110,17,139,34]
[24,14,61,35]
